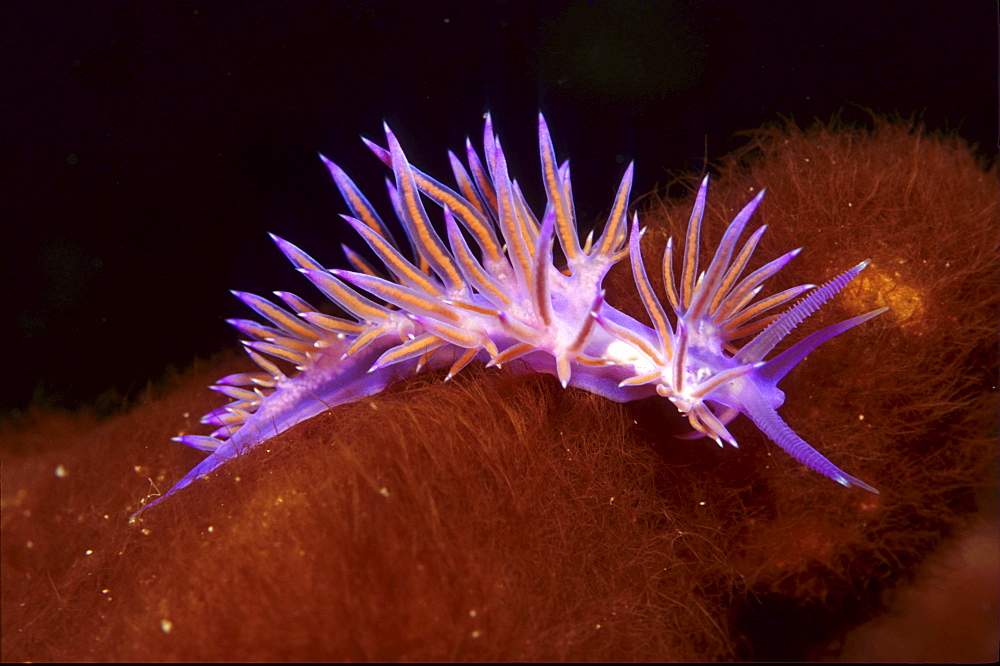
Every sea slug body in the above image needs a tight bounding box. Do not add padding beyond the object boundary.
[136,114,885,514]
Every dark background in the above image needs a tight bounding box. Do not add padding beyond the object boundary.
[3,0,995,416]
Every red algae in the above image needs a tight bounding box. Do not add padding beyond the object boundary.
[3,119,996,661]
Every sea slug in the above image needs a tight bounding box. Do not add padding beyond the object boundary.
[135,114,884,514]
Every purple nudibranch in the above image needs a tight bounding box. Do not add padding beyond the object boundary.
[135,114,885,516]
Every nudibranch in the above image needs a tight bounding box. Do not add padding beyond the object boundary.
[137,114,885,514]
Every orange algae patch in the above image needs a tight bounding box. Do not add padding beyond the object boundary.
[843,263,925,332]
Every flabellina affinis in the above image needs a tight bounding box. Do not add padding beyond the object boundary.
[134,113,885,516]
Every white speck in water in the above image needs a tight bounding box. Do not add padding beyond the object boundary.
[55,465,67,478]
[160,619,173,634]
[469,609,477,618]
[379,487,390,497]
[85,549,93,555]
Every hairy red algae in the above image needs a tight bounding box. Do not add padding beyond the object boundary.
[3,118,996,661]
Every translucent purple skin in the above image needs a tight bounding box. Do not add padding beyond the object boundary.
[134,114,885,516]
